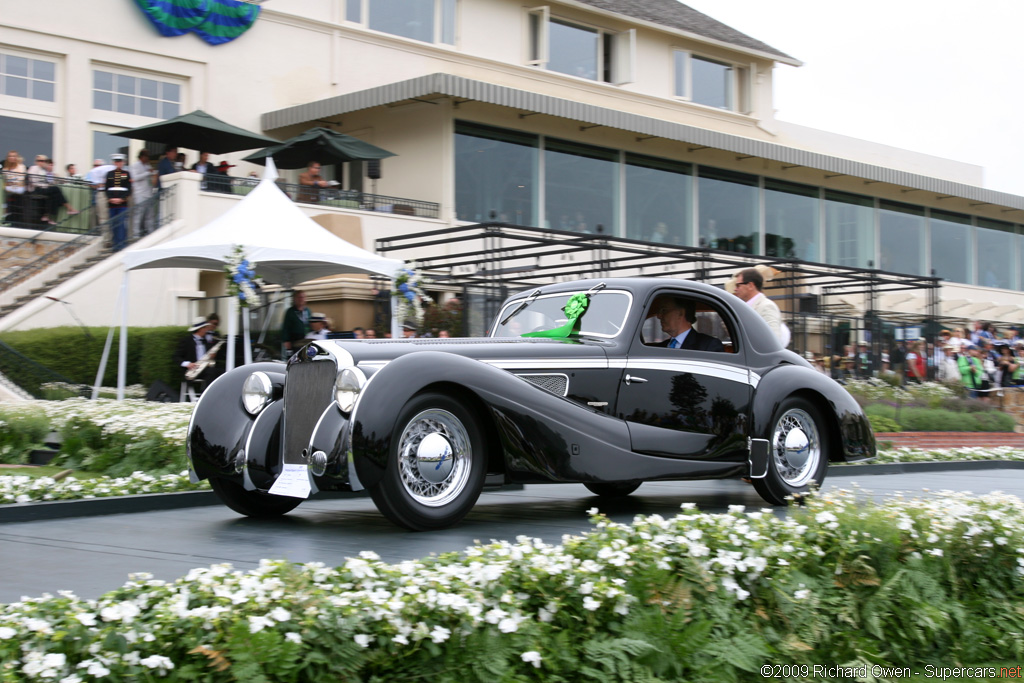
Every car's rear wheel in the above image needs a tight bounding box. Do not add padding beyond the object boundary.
[753,397,828,505]
[584,481,641,497]
[369,392,486,531]
[209,477,303,518]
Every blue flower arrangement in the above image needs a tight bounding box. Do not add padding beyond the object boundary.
[224,245,263,308]
[392,264,427,326]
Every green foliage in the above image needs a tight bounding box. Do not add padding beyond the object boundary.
[860,393,1016,432]
[0,411,49,464]
[0,326,185,391]
[867,415,901,433]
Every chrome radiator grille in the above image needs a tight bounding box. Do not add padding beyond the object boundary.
[282,358,337,465]
[517,373,568,397]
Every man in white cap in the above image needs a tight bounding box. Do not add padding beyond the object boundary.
[104,154,132,251]
[305,312,330,340]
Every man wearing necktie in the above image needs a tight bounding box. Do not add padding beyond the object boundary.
[654,295,724,352]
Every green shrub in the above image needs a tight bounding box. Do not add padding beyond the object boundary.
[0,326,184,392]
[898,407,977,431]
[0,410,50,464]
[972,410,1016,432]
[868,415,901,433]
[863,403,897,422]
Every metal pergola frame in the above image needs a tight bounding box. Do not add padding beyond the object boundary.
[376,222,944,371]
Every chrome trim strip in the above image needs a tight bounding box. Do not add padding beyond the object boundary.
[345,362,385,492]
[358,360,389,370]
[484,358,608,370]
[619,359,754,386]
[749,370,761,388]
[514,372,570,397]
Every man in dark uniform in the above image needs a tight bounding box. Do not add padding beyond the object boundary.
[105,153,132,251]
[173,316,221,390]
[651,295,724,352]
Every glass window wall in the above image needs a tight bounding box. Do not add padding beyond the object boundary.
[368,0,434,42]
[454,122,537,225]
[93,70,179,119]
[824,191,874,268]
[879,201,925,275]
[977,218,1015,290]
[698,168,757,254]
[0,115,51,163]
[544,138,617,234]
[929,210,972,285]
[624,154,691,244]
[765,179,819,261]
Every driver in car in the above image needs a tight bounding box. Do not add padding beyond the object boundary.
[650,295,724,352]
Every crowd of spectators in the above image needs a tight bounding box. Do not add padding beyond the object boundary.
[804,320,1024,401]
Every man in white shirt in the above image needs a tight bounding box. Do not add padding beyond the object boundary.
[734,268,785,345]
[129,149,155,238]
[85,158,115,227]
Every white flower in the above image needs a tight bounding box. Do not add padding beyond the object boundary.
[586,507,599,516]
[582,596,601,611]
[521,651,543,668]
[140,654,174,671]
[927,548,944,557]
[75,613,97,626]
[248,615,274,633]
[815,511,837,524]
[354,634,372,648]
[83,661,110,678]
[59,675,83,683]
[794,589,810,600]
[285,632,302,644]
[497,618,519,633]
[430,625,451,643]
[268,607,290,622]
[0,626,16,639]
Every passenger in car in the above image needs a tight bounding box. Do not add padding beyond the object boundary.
[648,295,724,352]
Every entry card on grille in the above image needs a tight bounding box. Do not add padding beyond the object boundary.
[268,464,312,498]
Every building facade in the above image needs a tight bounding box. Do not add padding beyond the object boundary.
[1,0,1022,333]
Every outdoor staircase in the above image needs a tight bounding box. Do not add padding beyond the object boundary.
[0,245,111,318]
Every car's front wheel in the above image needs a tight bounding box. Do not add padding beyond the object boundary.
[753,397,828,505]
[584,482,641,497]
[209,477,303,518]
[369,392,486,531]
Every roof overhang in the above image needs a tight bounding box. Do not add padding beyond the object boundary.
[262,73,1024,213]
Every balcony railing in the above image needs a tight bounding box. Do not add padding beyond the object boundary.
[219,176,440,219]
[1,174,93,233]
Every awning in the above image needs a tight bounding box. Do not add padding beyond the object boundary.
[262,73,1024,212]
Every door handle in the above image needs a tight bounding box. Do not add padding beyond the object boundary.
[624,374,648,385]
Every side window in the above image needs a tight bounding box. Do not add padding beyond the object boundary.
[640,293,735,353]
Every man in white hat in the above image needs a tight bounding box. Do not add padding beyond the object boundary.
[173,316,220,388]
[305,312,330,340]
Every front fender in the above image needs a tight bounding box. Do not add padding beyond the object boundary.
[187,362,285,482]
[751,364,875,463]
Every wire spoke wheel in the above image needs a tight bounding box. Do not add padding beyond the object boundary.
[771,408,820,487]
[396,408,473,507]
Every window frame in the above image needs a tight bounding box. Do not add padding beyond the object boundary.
[346,0,457,46]
[673,49,746,112]
[91,67,184,121]
[526,6,634,84]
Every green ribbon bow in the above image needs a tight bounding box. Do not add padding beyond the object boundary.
[522,293,589,339]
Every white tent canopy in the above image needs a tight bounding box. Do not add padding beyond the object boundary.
[121,162,400,285]
[100,159,403,399]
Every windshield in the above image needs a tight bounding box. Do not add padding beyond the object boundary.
[491,290,632,338]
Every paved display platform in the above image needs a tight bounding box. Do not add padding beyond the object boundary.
[2,468,1022,604]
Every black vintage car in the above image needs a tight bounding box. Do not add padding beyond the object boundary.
[188,278,874,530]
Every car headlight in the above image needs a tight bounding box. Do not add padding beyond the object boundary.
[335,366,366,413]
[242,372,273,415]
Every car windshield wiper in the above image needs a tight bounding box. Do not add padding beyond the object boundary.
[500,289,542,326]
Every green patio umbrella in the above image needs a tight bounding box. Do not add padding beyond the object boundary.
[114,109,277,154]
[242,127,396,169]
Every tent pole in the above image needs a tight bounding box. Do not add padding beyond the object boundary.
[243,305,252,365]
[116,271,129,401]
[390,294,400,339]
[92,273,126,400]
[226,295,237,372]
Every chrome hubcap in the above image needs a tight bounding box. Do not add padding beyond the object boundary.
[397,408,471,506]
[772,408,820,487]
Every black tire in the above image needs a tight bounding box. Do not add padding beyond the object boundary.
[753,396,829,505]
[368,392,486,531]
[209,477,303,518]
[584,481,641,497]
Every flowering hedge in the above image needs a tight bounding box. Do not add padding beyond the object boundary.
[0,399,192,475]
[0,472,205,505]
[1,490,1022,681]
